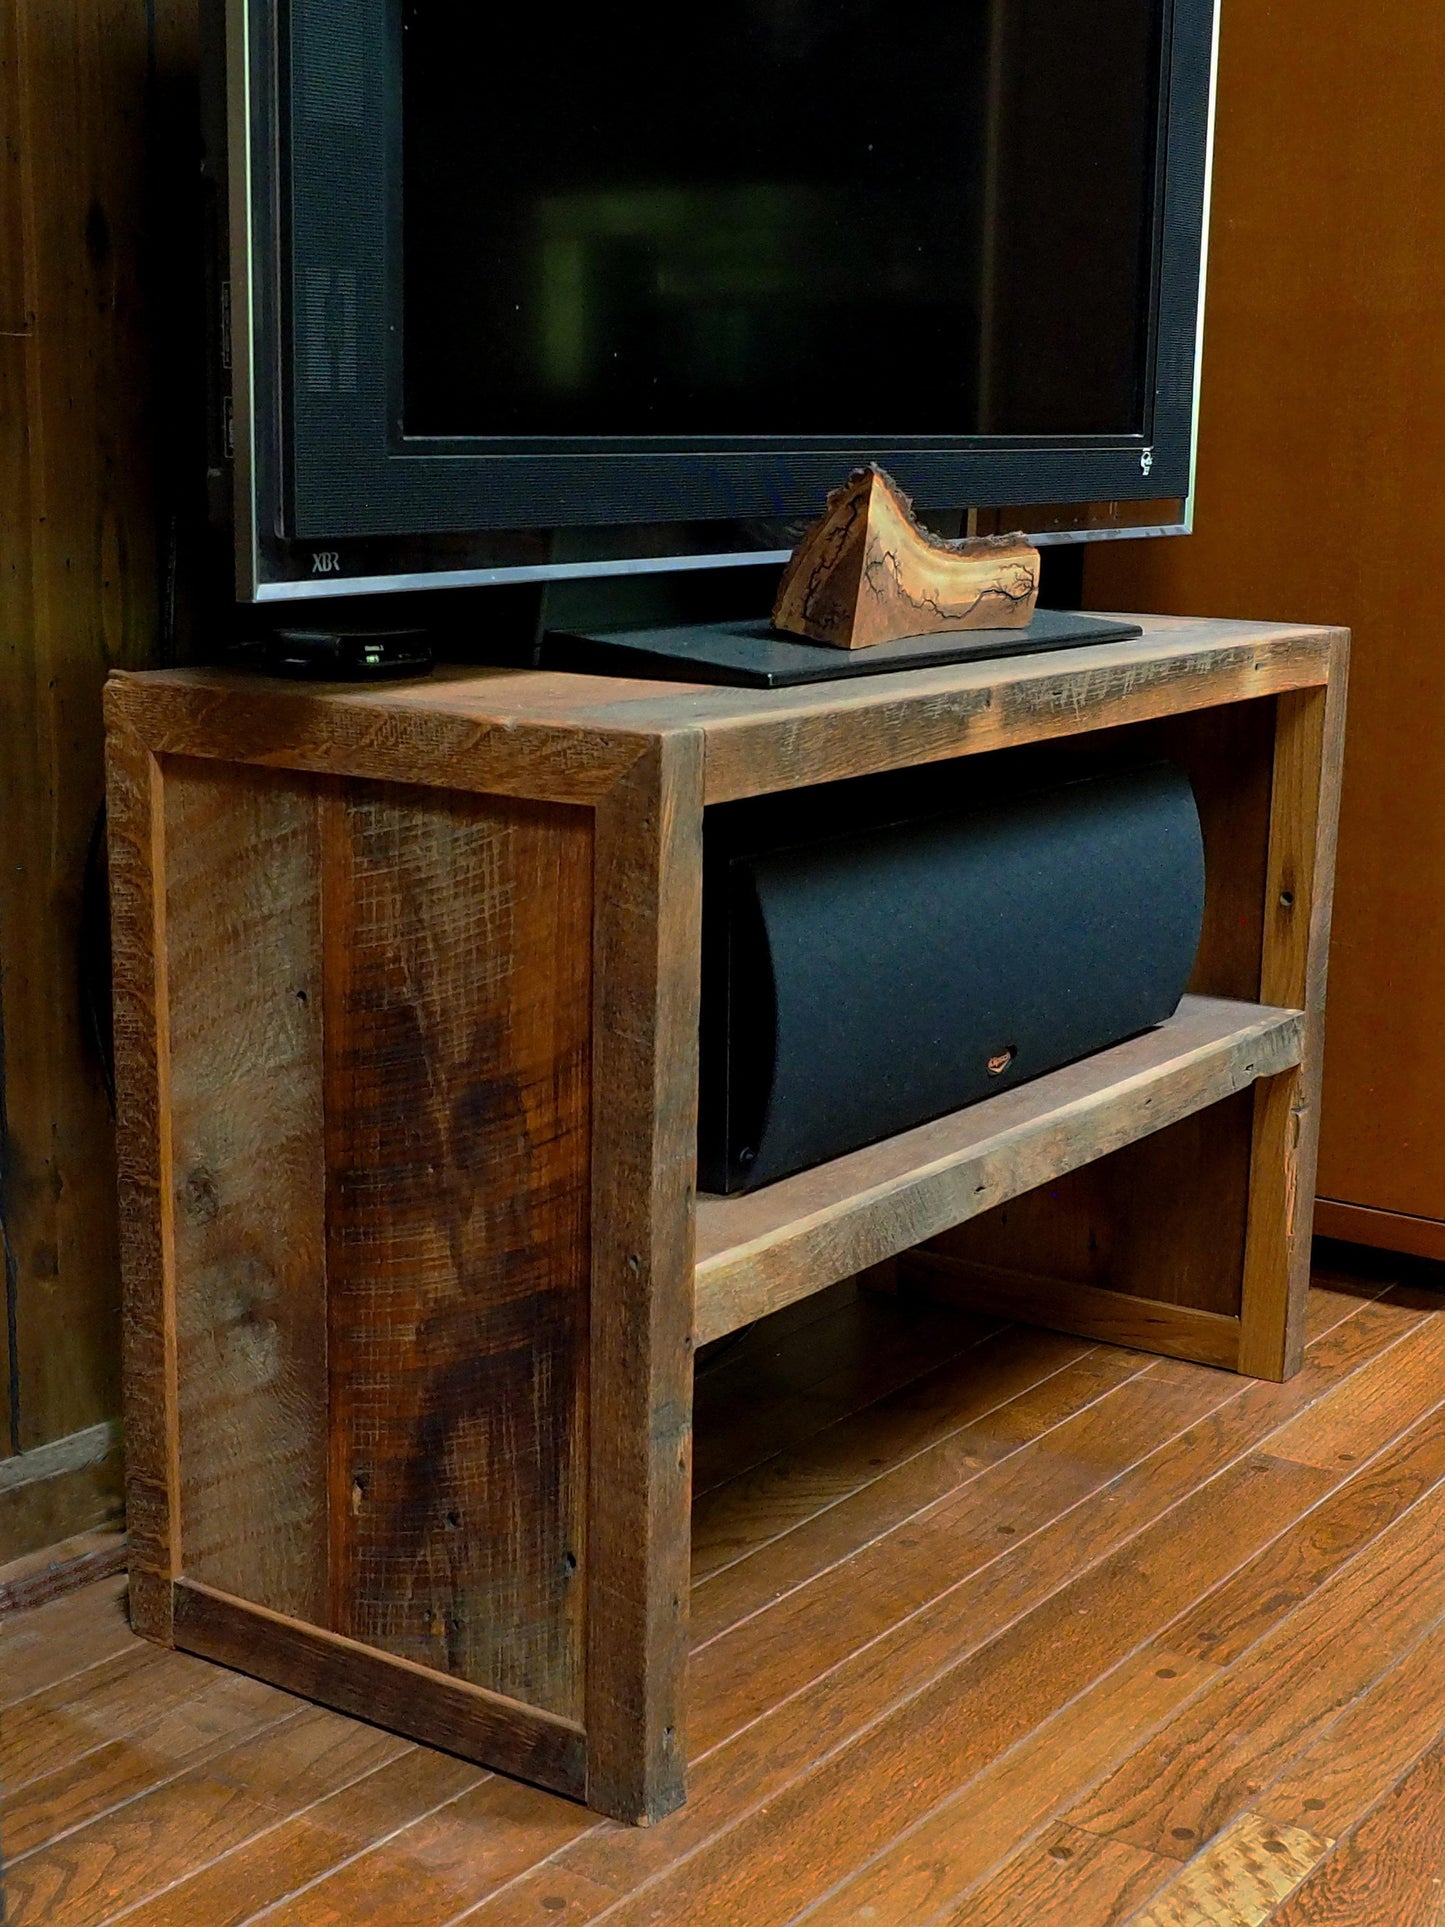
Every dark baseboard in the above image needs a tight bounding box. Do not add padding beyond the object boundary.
[0,1524,127,1615]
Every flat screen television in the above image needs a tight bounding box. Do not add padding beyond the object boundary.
[206,0,1219,603]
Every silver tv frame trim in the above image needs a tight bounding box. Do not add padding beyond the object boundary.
[227,0,1212,604]
[1182,0,1223,538]
[228,0,262,602]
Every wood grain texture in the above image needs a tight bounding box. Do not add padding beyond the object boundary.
[1067,1471,1445,1862]
[685,1364,1243,1759]
[1255,1615,1445,1841]
[4,1702,396,1927]
[0,0,181,1491]
[104,1746,485,1927]
[110,619,1335,809]
[1314,1197,1445,1262]
[801,1646,1219,1927]
[102,620,1342,1832]
[246,1776,586,1927]
[915,1082,1260,1315]
[172,1581,587,1800]
[0,1573,132,1706]
[165,761,328,1620]
[1083,0,1445,1243]
[695,997,1301,1346]
[1120,1812,1329,1927]
[934,1819,1162,1927]
[0,1272,1430,1927]
[321,781,592,1719]
[1,1663,303,1858]
[1239,664,1349,1378]
[689,1345,1144,1648]
[1266,1737,1445,1927]
[103,700,177,1643]
[562,1465,1338,1924]
[103,670,650,805]
[586,731,704,1823]
[695,621,1337,804]
[3,1642,220,1792]
[0,1434,124,1566]
[494,1298,1400,1921]
[0,1526,126,1616]
[691,1281,995,1501]
[789,1320,1410,1927]
[772,466,1039,647]
[899,1254,1244,1370]
[689,1322,1098,1595]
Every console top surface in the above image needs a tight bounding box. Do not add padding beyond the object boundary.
[109,614,1345,805]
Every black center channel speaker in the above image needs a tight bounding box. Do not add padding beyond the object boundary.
[698,760,1206,1195]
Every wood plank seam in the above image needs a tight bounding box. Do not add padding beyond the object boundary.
[691,1296,1010,1504]
[0,1640,151,1718]
[689,1348,1161,1656]
[688,1339,1111,1599]
[754,1360,1441,1926]
[465,1290,1402,1917]
[687,1378,1275,1772]
[642,1296,1432,1910]
[0,1650,202,1800]
[112,1752,499,1927]
[327,1342,1234,1912]
[2,1702,313,1869]
[0,1271,1402,1919]
[1245,1666,1445,1905]
[872,1366,1445,1924]
[1112,1614,1445,1927]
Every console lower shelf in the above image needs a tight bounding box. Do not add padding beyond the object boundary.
[694,994,1304,1346]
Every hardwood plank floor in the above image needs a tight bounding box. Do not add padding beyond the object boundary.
[4,1261,1445,1925]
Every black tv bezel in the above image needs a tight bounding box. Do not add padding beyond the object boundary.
[228,0,1218,599]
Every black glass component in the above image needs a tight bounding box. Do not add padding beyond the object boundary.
[401,0,1163,443]
[542,611,1144,689]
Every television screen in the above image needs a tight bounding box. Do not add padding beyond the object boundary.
[402,2,1161,443]
[213,0,1216,598]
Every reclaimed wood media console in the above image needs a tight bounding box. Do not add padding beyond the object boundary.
[105,614,1346,1822]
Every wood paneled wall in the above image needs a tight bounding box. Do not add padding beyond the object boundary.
[0,0,191,1556]
[1086,0,1445,1242]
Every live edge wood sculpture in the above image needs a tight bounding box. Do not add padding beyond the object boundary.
[105,614,1346,1824]
[773,464,1040,648]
